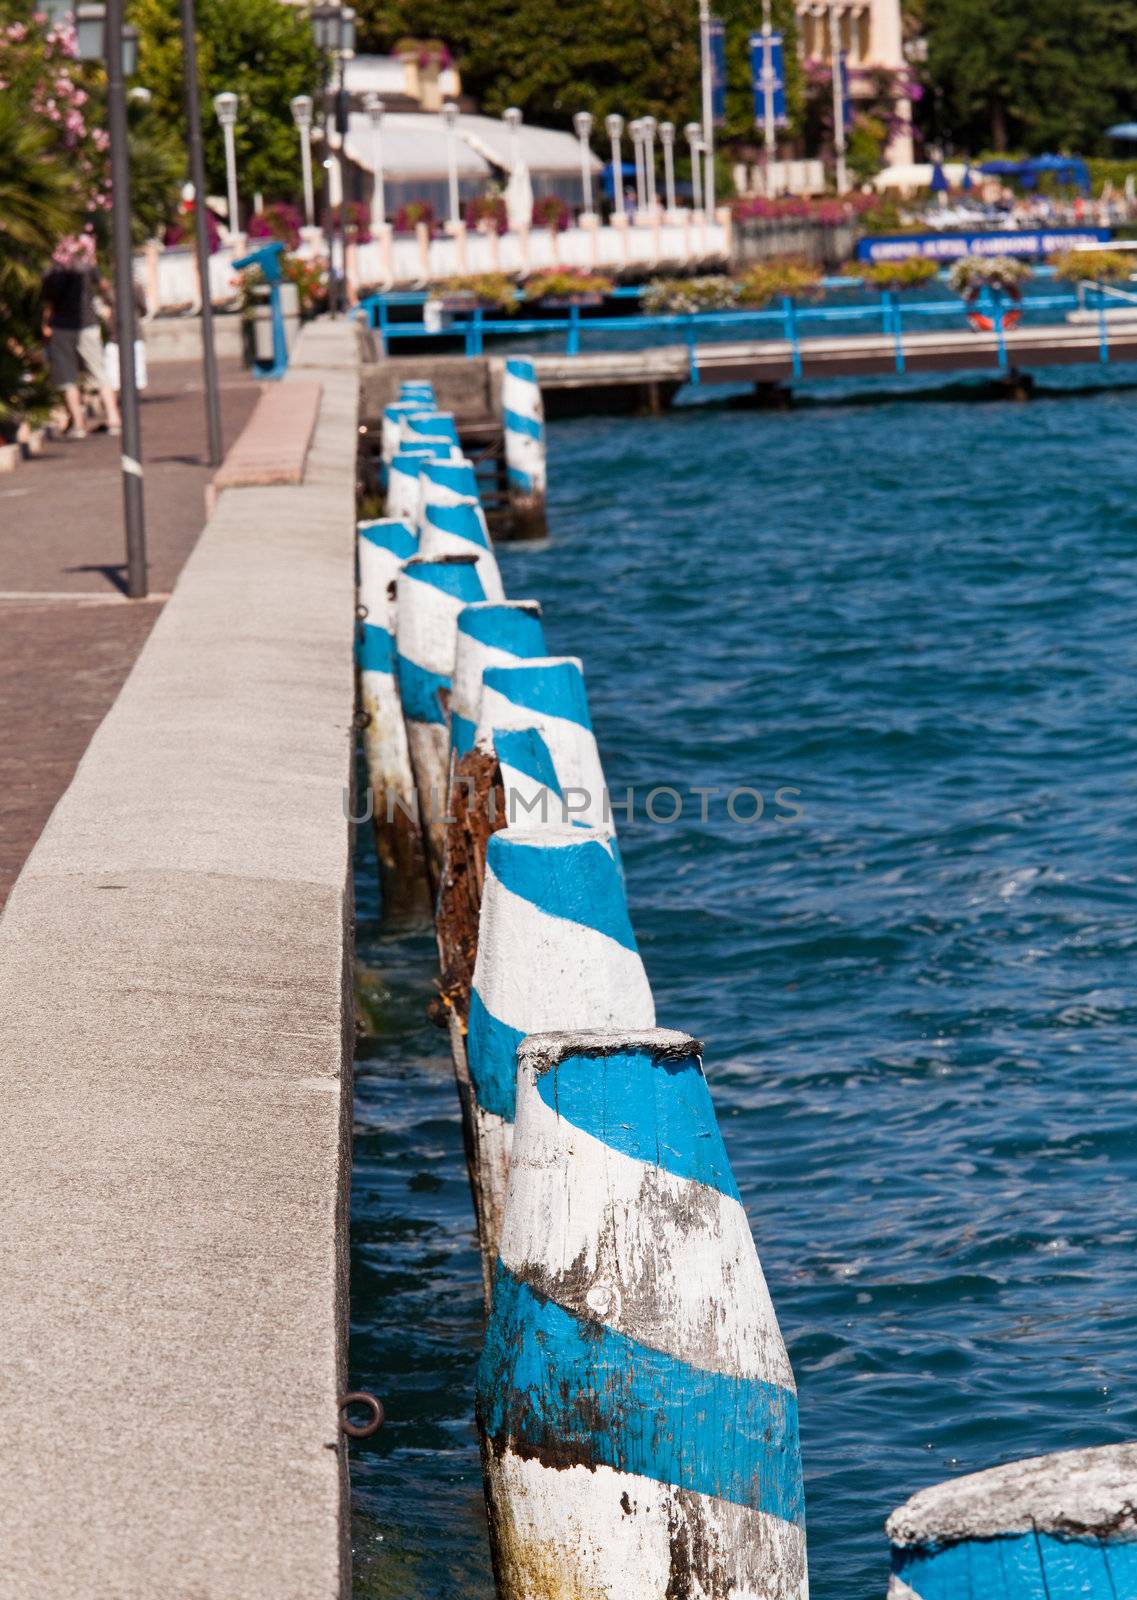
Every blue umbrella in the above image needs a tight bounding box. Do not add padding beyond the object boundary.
[930,161,949,193]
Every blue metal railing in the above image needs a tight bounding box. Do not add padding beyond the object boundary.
[356,282,1112,383]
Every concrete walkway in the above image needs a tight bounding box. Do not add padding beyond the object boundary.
[0,323,360,1596]
[0,360,259,907]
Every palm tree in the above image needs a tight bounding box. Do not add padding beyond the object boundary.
[0,95,84,422]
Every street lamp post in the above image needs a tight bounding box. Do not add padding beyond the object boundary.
[659,121,676,214]
[698,0,716,217]
[212,91,240,242]
[54,1,148,594]
[311,3,356,315]
[442,99,460,226]
[605,113,625,218]
[828,0,848,194]
[642,114,658,213]
[630,119,645,211]
[179,0,223,465]
[365,94,385,234]
[573,110,594,215]
[759,0,776,174]
[684,121,703,214]
[291,94,315,226]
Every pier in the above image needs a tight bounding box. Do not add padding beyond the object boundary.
[0,324,360,1597]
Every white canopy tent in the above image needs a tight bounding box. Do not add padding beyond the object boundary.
[341,111,600,220]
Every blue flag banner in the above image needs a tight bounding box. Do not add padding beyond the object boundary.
[749,30,788,129]
[710,19,727,125]
[838,52,852,135]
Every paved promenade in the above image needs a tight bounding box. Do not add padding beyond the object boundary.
[0,360,259,906]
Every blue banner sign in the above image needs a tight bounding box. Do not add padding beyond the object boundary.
[710,19,727,125]
[856,227,1113,264]
[839,53,851,136]
[749,30,788,129]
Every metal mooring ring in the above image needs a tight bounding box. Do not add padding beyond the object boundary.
[339,1391,385,1438]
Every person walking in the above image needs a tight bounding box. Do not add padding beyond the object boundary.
[41,234,122,439]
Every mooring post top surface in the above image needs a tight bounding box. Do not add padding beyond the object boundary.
[886,1442,1137,1547]
[519,1027,703,1074]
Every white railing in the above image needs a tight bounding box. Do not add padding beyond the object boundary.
[136,215,732,312]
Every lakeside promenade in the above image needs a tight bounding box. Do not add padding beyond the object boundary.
[0,360,258,906]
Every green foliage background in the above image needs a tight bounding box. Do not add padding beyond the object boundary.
[130,0,319,201]
[352,0,803,145]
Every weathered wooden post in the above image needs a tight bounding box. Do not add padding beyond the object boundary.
[477,1027,808,1600]
[450,602,547,757]
[394,554,486,890]
[356,518,428,911]
[464,829,654,1288]
[502,357,548,539]
[386,444,453,526]
[886,1443,1137,1600]
[476,657,608,829]
[418,500,505,602]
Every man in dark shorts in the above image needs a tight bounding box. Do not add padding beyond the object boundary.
[41,237,122,438]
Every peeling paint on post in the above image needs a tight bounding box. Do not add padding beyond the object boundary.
[381,400,427,470]
[399,381,436,403]
[477,1027,808,1600]
[435,602,551,1177]
[416,458,490,539]
[476,657,609,830]
[356,518,429,913]
[400,410,462,449]
[394,554,486,891]
[502,357,548,540]
[418,501,506,602]
[387,444,455,526]
[886,1443,1137,1600]
[465,831,654,1290]
[449,602,548,760]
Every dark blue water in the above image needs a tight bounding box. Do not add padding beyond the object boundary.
[351,370,1137,1599]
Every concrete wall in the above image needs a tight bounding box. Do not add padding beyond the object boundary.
[0,322,360,1597]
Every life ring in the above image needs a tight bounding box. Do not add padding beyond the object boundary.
[967,308,1021,332]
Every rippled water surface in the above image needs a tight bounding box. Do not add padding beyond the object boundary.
[351,371,1137,1599]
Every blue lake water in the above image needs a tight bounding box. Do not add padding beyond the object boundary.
[350,369,1137,1599]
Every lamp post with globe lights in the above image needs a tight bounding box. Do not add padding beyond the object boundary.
[442,100,461,225]
[290,94,315,226]
[659,121,677,215]
[605,113,625,218]
[365,95,386,234]
[573,110,594,216]
[310,4,357,313]
[629,119,645,210]
[685,121,704,214]
[642,114,658,212]
[212,91,241,243]
[42,0,149,594]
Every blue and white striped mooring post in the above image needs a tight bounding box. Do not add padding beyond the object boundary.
[394,554,486,889]
[356,518,428,910]
[886,1443,1137,1600]
[476,657,609,831]
[476,1027,807,1600]
[501,357,548,540]
[387,444,453,526]
[419,500,505,602]
[464,829,655,1292]
[434,603,553,1184]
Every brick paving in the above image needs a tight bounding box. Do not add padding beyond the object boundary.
[0,358,260,908]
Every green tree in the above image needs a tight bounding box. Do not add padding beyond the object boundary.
[131,0,319,202]
[922,0,1137,155]
[353,0,802,145]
